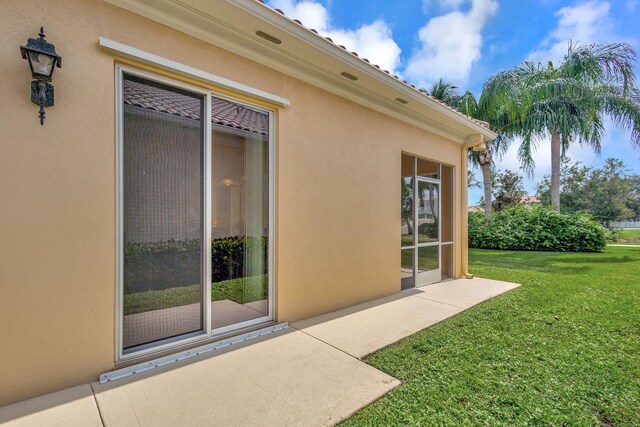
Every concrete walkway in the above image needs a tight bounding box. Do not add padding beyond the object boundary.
[0,277,519,427]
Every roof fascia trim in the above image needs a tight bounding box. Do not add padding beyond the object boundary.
[229,0,496,140]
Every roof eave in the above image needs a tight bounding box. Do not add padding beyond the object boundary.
[231,0,497,141]
[104,0,498,143]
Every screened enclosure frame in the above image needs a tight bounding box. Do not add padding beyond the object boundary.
[114,64,276,362]
[401,153,455,289]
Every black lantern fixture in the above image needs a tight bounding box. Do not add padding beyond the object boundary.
[20,27,62,125]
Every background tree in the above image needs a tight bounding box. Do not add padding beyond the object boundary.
[481,42,640,212]
[468,168,481,190]
[492,170,526,211]
[588,159,635,226]
[627,174,640,220]
[537,160,590,211]
[537,158,638,225]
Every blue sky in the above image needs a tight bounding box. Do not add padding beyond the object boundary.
[267,0,640,203]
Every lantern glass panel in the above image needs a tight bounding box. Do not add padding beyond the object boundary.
[28,51,55,77]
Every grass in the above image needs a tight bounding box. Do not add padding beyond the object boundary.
[343,246,640,426]
[124,275,268,315]
[401,246,440,271]
[616,229,640,243]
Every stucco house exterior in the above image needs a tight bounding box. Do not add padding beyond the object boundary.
[0,0,495,406]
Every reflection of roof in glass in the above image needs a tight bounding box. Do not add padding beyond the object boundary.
[123,79,269,136]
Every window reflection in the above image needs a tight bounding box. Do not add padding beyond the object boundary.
[122,74,205,351]
[211,97,270,331]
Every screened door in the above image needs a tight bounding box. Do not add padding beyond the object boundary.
[416,179,440,286]
[401,154,454,289]
[121,73,207,353]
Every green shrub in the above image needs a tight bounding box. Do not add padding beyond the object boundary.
[605,228,620,242]
[211,236,268,283]
[469,205,608,252]
[124,236,268,293]
[124,239,200,293]
[417,219,438,238]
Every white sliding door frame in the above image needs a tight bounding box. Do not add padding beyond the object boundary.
[208,90,275,338]
[115,63,275,362]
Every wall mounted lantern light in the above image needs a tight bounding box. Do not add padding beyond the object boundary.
[20,27,62,125]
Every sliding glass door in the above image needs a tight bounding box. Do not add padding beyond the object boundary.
[210,97,270,334]
[118,66,273,358]
[121,73,207,352]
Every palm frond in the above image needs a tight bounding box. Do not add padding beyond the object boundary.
[428,78,461,107]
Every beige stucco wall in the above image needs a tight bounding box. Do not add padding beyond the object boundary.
[0,0,464,406]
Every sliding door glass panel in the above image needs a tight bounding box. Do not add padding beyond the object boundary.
[401,154,415,247]
[417,158,439,180]
[417,181,439,243]
[417,245,439,286]
[122,74,205,351]
[441,165,453,243]
[401,248,415,290]
[211,96,270,331]
[441,244,454,281]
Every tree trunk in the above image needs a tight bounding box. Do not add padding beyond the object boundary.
[551,133,561,211]
[479,150,492,220]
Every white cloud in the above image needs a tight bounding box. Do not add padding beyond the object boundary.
[527,1,614,65]
[405,0,498,88]
[322,21,403,73]
[269,0,402,73]
[270,0,329,33]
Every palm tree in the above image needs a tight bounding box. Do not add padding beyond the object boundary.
[429,78,461,106]
[456,92,505,221]
[481,42,640,211]
[427,83,508,220]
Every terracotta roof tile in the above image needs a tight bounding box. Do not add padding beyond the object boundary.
[123,79,269,135]
[253,0,490,130]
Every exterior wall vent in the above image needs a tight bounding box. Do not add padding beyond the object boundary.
[256,31,282,45]
[340,72,358,81]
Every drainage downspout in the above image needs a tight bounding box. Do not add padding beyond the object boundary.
[461,134,487,279]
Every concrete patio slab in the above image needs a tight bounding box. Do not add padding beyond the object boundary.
[92,328,399,426]
[292,277,520,358]
[0,384,102,427]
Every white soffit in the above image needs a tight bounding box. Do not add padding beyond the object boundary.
[104,0,497,143]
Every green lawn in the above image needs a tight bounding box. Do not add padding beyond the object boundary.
[344,246,640,426]
[616,229,640,243]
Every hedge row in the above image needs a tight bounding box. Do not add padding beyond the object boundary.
[469,205,608,252]
[124,236,268,293]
